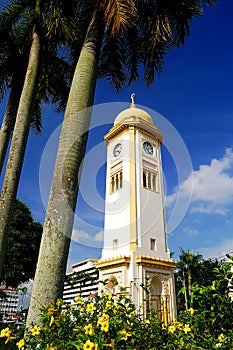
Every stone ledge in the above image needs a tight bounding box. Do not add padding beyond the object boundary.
[135,255,176,269]
[96,256,131,270]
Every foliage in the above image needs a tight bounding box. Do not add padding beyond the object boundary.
[1,199,42,288]
[175,248,221,312]
[186,255,233,333]
[1,256,232,349]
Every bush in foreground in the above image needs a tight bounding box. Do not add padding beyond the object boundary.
[1,293,232,349]
[1,257,232,349]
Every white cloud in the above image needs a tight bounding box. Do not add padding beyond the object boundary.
[166,148,233,215]
[71,229,104,247]
[199,238,233,260]
[93,230,104,242]
[190,204,228,215]
[183,226,199,237]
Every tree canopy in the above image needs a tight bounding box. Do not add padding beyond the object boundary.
[1,199,42,288]
[175,248,221,312]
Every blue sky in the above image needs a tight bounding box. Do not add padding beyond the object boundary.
[1,0,233,271]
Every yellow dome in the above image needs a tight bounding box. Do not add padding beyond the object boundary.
[114,105,153,126]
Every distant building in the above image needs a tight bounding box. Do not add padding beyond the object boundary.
[63,259,99,304]
[0,287,19,317]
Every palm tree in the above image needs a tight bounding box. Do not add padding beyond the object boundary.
[0,4,72,175]
[0,0,42,283]
[0,0,76,284]
[27,0,216,326]
[175,248,222,311]
[0,14,28,174]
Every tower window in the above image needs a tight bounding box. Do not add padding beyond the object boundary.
[150,238,157,251]
[110,170,123,194]
[113,239,118,251]
[143,169,158,192]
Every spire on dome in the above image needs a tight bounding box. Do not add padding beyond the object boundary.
[130,93,136,107]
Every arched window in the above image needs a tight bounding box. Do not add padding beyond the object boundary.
[143,168,158,192]
[110,170,123,194]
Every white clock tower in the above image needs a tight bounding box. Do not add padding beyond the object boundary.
[96,95,176,323]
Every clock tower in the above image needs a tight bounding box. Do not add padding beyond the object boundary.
[96,95,176,323]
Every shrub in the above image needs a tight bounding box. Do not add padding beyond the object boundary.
[1,256,232,349]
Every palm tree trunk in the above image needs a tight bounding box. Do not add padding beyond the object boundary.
[0,74,24,175]
[26,11,103,327]
[0,25,40,279]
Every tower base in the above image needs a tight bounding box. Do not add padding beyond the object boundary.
[96,254,177,324]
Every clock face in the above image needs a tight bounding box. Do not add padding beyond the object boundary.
[143,141,153,156]
[113,143,122,157]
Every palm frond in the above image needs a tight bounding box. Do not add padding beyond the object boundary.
[98,33,127,92]
[44,0,82,44]
[98,0,137,35]
[30,99,42,133]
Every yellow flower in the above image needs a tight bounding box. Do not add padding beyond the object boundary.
[218,333,225,342]
[173,320,183,329]
[168,325,176,333]
[30,325,41,336]
[145,319,150,324]
[83,339,98,350]
[75,296,83,304]
[47,306,55,315]
[0,327,11,338]
[188,308,195,316]
[16,339,25,349]
[104,340,115,348]
[183,324,191,334]
[49,315,55,326]
[85,323,94,336]
[56,299,62,307]
[86,303,96,314]
[98,313,109,325]
[101,321,109,332]
[47,345,57,350]
[6,335,16,343]
[120,329,132,341]
[104,292,112,300]
[106,300,112,308]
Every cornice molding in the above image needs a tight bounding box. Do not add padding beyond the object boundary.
[104,117,162,143]
[96,256,131,270]
[135,255,176,270]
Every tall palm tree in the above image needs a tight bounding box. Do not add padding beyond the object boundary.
[0,0,42,283]
[0,14,28,174]
[176,248,204,310]
[0,5,72,175]
[0,0,76,285]
[27,0,216,326]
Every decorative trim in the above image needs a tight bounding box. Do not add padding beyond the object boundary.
[96,256,131,270]
[136,255,176,270]
[104,117,162,142]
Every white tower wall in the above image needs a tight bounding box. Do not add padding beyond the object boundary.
[97,100,176,322]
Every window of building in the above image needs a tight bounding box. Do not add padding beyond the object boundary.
[143,169,158,192]
[150,238,157,251]
[110,170,123,194]
[113,239,118,251]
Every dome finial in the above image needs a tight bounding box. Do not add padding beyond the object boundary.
[130,93,136,107]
